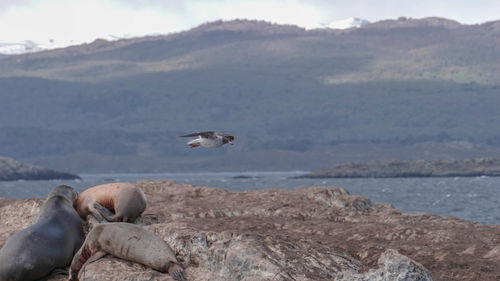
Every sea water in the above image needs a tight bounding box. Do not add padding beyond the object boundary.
[0,172,498,225]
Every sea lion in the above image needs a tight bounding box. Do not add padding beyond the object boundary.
[75,182,147,223]
[0,185,85,281]
[68,223,186,281]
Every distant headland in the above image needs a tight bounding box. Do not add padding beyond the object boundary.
[0,156,80,181]
[296,158,500,178]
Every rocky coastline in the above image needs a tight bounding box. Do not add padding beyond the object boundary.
[1,180,499,280]
[297,158,500,178]
[0,156,80,181]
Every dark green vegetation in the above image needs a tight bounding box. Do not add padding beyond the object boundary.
[0,18,499,172]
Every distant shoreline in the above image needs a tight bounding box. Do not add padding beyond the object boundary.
[295,158,500,178]
[0,156,80,181]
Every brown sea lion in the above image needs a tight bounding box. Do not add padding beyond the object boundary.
[0,185,85,281]
[68,223,186,281]
[75,182,147,222]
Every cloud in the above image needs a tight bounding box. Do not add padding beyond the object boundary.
[0,0,499,43]
[0,0,189,42]
[0,0,324,42]
[108,0,188,11]
[0,0,32,15]
[300,0,500,24]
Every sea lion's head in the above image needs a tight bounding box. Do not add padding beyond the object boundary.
[48,185,79,203]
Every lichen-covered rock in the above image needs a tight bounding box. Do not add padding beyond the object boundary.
[336,249,433,281]
[1,180,499,281]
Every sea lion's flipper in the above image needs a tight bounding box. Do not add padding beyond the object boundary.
[87,203,107,222]
[50,268,68,275]
[86,250,107,265]
[93,202,122,222]
[78,251,107,281]
[69,243,107,281]
[168,263,186,281]
[37,268,68,281]
[69,244,90,281]
[90,202,119,222]
[93,202,114,217]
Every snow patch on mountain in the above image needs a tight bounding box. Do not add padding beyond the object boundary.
[0,40,43,55]
[0,17,369,55]
[0,35,134,55]
[322,17,370,29]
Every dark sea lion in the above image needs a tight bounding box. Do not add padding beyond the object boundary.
[75,182,147,222]
[0,185,85,281]
[68,222,185,281]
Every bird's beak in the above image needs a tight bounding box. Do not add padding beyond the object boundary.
[229,141,234,145]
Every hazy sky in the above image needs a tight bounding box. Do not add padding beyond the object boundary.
[1,0,499,43]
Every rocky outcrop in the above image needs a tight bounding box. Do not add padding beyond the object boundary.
[1,181,499,281]
[0,156,80,181]
[297,158,500,178]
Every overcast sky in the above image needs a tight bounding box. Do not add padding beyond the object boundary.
[1,0,499,43]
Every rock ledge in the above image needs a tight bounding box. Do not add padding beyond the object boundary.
[1,180,499,281]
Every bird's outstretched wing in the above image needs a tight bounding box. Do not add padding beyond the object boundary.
[179,131,216,138]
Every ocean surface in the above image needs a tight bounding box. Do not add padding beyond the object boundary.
[1,172,499,225]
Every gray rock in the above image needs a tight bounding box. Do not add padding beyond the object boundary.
[336,249,433,281]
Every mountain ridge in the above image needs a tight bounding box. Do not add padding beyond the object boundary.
[2,17,499,57]
[1,17,500,172]
[1,17,499,84]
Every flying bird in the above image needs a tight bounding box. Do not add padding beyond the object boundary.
[180,131,235,148]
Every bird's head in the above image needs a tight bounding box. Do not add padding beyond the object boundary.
[224,135,235,145]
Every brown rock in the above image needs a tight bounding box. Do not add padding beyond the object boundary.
[1,180,499,280]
